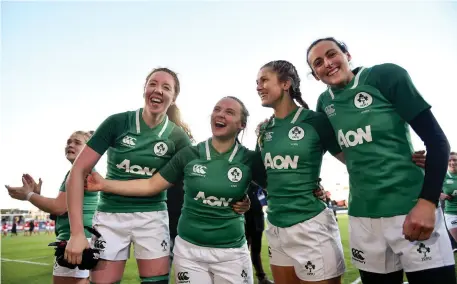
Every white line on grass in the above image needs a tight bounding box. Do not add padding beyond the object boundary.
[350,278,408,284]
[0,258,50,266]
[22,255,53,261]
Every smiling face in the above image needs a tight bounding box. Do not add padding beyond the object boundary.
[307,40,353,88]
[65,133,87,163]
[449,153,457,173]
[256,67,290,108]
[143,71,177,116]
[210,97,245,141]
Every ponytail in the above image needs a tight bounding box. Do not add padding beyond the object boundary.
[291,89,309,109]
[236,129,246,145]
[261,60,309,110]
[167,104,194,142]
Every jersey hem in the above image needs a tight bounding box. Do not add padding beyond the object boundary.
[267,207,325,228]
[96,203,167,213]
[178,234,246,249]
[348,208,413,218]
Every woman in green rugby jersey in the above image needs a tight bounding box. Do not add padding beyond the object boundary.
[64,68,193,284]
[6,130,97,284]
[256,60,345,284]
[441,152,457,244]
[84,96,266,284]
[307,37,455,284]
[63,68,250,284]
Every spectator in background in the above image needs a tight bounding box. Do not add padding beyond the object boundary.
[415,150,457,252]
[245,182,274,284]
[29,220,34,236]
[11,222,17,237]
[34,220,39,235]
[3,222,8,237]
[440,199,457,252]
[440,152,457,252]
[24,221,30,236]
[49,214,58,236]
[45,220,51,235]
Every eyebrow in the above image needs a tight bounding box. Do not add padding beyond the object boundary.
[312,48,337,65]
[256,76,267,83]
[149,79,171,87]
[68,138,83,143]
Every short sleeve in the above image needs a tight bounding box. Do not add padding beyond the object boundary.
[316,96,325,114]
[159,146,194,184]
[86,113,128,155]
[169,126,192,152]
[370,63,431,122]
[312,113,342,156]
[61,169,96,192]
[59,171,70,192]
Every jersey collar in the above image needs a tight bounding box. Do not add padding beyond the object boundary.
[135,109,169,137]
[328,66,366,99]
[205,139,239,162]
[270,107,304,127]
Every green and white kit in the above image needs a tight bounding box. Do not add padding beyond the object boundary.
[87,109,191,260]
[317,63,454,273]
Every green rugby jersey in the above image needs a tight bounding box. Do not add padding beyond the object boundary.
[258,107,341,228]
[443,171,457,215]
[56,171,99,240]
[87,109,191,213]
[316,63,430,218]
[159,139,265,248]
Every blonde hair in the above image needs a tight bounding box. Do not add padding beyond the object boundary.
[72,130,94,143]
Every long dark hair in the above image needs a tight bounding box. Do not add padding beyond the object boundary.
[257,60,309,148]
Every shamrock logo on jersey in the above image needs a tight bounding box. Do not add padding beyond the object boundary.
[227,167,242,183]
[305,261,315,273]
[241,270,248,283]
[417,243,430,258]
[154,142,168,157]
[354,92,373,109]
[288,126,305,141]
[161,240,168,252]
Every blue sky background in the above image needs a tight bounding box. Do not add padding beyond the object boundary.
[2,1,457,208]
